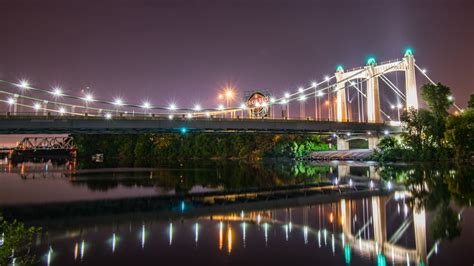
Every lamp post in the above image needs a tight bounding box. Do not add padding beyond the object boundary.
[284,92,290,118]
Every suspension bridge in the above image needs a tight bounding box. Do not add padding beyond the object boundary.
[0,49,461,150]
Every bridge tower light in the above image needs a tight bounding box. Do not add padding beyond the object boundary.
[336,65,344,72]
[366,57,377,66]
[404,48,413,57]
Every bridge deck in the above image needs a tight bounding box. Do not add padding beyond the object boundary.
[0,115,401,134]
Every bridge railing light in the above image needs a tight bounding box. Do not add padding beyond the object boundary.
[58,107,66,115]
[193,104,202,111]
[113,98,123,106]
[284,92,290,98]
[142,101,151,109]
[18,79,30,89]
[7,97,16,105]
[33,103,41,110]
[239,103,246,109]
[217,104,224,111]
[299,95,306,101]
[311,81,317,87]
[298,87,304,93]
[52,87,63,97]
[168,103,177,110]
[83,93,94,102]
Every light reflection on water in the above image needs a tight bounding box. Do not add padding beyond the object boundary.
[0,160,473,266]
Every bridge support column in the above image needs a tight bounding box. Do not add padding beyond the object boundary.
[335,69,348,122]
[336,137,349,150]
[367,136,380,150]
[338,165,350,178]
[369,166,380,180]
[405,54,419,110]
[366,65,381,123]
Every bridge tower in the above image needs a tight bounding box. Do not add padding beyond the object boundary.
[404,50,419,109]
[335,66,348,122]
[366,59,382,123]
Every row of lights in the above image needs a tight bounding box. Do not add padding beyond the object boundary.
[8,48,431,115]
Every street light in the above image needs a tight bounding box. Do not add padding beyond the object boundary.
[33,102,41,115]
[284,92,290,118]
[299,95,306,119]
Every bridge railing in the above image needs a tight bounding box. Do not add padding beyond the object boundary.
[0,111,396,125]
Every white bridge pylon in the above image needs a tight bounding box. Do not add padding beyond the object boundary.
[335,51,418,123]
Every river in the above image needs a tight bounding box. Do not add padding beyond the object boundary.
[0,158,472,265]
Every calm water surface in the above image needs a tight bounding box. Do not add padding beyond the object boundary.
[0,159,472,266]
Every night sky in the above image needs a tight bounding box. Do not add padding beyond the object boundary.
[0,0,473,110]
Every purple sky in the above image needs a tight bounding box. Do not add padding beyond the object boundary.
[0,0,473,111]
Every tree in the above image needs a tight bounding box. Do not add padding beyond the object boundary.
[468,93,474,109]
[445,109,474,160]
[0,215,41,265]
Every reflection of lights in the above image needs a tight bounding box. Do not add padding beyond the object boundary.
[349,179,353,187]
[80,240,85,261]
[329,212,334,223]
[285,224,289,241]
[242,222,247,248]
[397,203,401,214]
[404,204,409,217]
[227,226,233,254]
[370,180,374,189]
[323,229,327,246]
[257,214,261,224]
[181,201,185,212]
[195,223,199,244]
[264,223,269,246]
[141,224,146,249]
[112,233,117,253]
[219,221,223,250]
[46,246,53,266]
[303,226,308,244]
[331,233,335,254]
[74,242,79,260]
[387,181,392,190]
[289,221,292,232]
[318,230,321,247]
[169,223,173,246]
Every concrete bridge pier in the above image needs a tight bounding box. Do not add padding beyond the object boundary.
[336,135,381,150]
